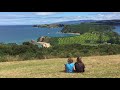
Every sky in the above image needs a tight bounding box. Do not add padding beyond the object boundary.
[0,12,120,25]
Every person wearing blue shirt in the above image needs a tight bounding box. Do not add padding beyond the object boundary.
[65,58,75,73]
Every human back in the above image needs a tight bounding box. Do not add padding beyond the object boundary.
[65,58,75,73]
[74,57,85,72]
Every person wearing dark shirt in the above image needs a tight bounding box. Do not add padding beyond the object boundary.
[74,57,85,73]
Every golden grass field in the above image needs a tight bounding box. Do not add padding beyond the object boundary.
[0,55,120,78]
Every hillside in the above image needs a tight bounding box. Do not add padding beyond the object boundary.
[0,55,120,78]
[49,33,110,45]
[33,24,64,28]
[33,20,120,27]
[95,20,120,25]
[61,23,114,34]
[54,19,120,25]
[53,20,97,25]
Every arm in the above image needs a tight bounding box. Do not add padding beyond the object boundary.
[73,66,75,71]
[73,63,76,71]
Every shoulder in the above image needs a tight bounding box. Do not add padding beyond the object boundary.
[71,63,75,66]
[74,62,78,64]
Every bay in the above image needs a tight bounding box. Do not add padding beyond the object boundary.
[114,26,120,35]
[0,25,75,44]
[0,25,120,44]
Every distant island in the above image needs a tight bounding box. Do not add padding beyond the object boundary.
[33,24,64,28]
[95,20,120,25]
[33,20,120,28]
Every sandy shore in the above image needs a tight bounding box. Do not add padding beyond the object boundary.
[64,32,80,35]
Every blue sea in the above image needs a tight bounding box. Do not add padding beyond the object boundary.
[0,25,76,44]
[0,25,120,44]
[114,26,120,35]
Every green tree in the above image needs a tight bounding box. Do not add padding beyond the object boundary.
[97,32,104,44]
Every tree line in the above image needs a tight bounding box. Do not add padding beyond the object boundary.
[0,42,120,62]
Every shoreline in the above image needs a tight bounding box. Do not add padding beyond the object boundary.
[63,32,80,35]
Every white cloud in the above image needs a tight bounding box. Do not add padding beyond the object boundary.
[92,12,120,20]
[78,12,120,20]
[112,12,120,14]
[34,12,58,16]
[1,12,120,25]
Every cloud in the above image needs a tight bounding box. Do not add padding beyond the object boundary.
[1,12,120,25]
[34,12,58,16]
[0,14,33,20]
[59,12,120,20]
[91,12,120,20]
[45,16,82,20]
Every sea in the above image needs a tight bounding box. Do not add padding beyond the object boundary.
[0,25,120,44]
[114,26,120,35]
[0,25,75,44]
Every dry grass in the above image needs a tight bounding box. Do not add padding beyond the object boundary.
[0,55,120,78]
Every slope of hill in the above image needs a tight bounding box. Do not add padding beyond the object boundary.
[54,20,97,25]
[95,20,120,25]
[0,55,120,78]
[55,19,120,25]
[33,20,120,28]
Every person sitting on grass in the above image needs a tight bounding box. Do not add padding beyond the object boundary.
[74,56,85,73]
[65,57,75,73]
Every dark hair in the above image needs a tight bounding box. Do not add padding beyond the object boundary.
[76,57,83,63]
[67,58,73,63]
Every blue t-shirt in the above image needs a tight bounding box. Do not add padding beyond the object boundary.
[65,63,74,73]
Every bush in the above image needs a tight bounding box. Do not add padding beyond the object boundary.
[0,55,21,62]
[0,43,120,62]
[20,52,37,60]
[82,49,89,54]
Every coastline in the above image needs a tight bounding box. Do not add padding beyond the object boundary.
[63,32,80,35]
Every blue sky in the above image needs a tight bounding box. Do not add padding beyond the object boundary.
[0,12,120,25]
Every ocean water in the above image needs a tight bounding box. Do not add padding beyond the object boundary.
[114,26,120,35]
[0,25,120,44]
[0,25,75,44]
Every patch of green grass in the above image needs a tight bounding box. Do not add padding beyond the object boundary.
[0,55,120,78]
[51,33,110,45]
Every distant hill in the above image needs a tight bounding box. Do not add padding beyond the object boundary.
[33,19,120,28]
[53,20,97,25]
[53,19,120,25]
[95,20,120,25]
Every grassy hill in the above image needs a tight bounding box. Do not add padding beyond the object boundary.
[0,55,120,78]
[49,33,110,45]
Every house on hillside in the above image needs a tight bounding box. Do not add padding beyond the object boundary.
[37,42,51,48]
[31,40,51,48]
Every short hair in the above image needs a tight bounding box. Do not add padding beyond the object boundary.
[68,58,73,63]
[77,57,82,63]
